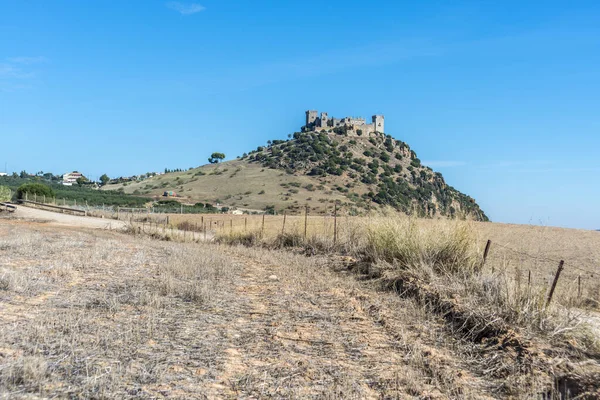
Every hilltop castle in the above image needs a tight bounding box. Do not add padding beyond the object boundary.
[302,110,384,136]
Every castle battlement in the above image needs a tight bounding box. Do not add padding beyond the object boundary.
[302,110,384,136]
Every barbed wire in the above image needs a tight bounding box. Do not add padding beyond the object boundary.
[122,210,600,277]
[491,241,597,276]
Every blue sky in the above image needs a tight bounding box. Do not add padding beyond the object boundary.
[1,0,599,229]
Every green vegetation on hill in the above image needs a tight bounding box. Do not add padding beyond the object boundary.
[243,131,488,221]
[104,130,487,220]
[0,176,150,207]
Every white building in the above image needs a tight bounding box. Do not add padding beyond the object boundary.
[62,171,83,186]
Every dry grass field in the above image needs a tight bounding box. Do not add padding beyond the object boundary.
[164,212,600,308]
[105,161,349,214]
[1,210,600,398]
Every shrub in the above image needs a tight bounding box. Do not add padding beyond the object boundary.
[215,230,262,246]
[16,183,54,200]
[0,186,11,202]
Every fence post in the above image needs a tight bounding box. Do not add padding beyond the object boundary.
[333,203,338,246]
[245,217,247,232]
[578,275,582,298]
[261,214,265,237]
[282,212,287,235]
[304,204,308,240]
[230,219,233,233]
[203,222,207,241]
[34,193,36,202]
[482,240,492,266]
[546,260,565,307]
[43,195,46,204]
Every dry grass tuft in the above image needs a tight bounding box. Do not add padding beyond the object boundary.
[365,218,481,275]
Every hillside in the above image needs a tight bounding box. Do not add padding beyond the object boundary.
[105,131,488,220]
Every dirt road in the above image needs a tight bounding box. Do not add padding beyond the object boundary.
[11,204,126,230]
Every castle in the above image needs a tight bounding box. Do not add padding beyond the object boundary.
[302,110,384,136]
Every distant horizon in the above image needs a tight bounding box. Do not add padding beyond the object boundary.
[2,1,599,230]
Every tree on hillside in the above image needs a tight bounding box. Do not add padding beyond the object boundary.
[208,152,226,164]
[100,174,110,186]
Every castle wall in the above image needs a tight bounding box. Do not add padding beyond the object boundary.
[303,111,384,136]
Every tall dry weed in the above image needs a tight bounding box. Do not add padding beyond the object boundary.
[365,218,481,276]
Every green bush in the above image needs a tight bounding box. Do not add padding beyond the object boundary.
[16,183,54,200]
[0,186,11,202]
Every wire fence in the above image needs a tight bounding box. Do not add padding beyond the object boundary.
[19,194,600,307]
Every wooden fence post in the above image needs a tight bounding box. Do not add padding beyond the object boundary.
[261,214,265,237]
[578,275,582,298]
[482,240,492,266]
[546,260,565,307]
[282,212,287,235]
[203,222,207,241]
[245,217,247,232]
[304,204,308,240]
[333,203,338,246]
[230,219,233,233]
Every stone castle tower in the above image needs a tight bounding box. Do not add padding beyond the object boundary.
[372,115,384,133]
[305,110,318,127]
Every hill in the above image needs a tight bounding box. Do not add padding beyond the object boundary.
[105,130,488,220]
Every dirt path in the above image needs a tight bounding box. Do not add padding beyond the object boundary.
[12,205,126,230]
[200,247,495,398]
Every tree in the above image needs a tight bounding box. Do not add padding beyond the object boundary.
[76,176,89,186]
[208,152,226,164]
[100,174,110,186]
[16,183,54,200]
